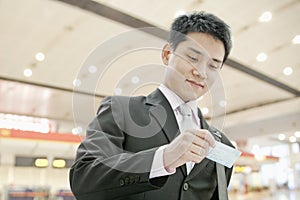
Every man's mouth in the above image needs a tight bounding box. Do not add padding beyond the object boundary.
[186,79,204,88]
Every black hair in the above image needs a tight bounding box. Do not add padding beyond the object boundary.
[169,11,232,62]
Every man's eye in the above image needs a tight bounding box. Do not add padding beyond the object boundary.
[209,64,220,70]
[187,55,198,62]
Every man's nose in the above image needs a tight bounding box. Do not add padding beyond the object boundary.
[192,64,207,79]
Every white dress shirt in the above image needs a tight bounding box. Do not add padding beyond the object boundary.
[149,84,201,178]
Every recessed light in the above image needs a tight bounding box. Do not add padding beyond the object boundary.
[256,52,267,62]
[88,65,97,74]
[289,136,297,143]
[219,100,227,108]
[292,35,300,44]
[114,88,122,95]
[259,11,272,22]
[202,107,209,115]
[23,68,32,77]
[283,67,293,76]
[35,52,45,61]
[73,79,81,87]
[131,76,140,84]
[278,133,286,140]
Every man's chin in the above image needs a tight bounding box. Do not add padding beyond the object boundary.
[192,91,206,100]
[183,94,201,102]
[180,89,206,102]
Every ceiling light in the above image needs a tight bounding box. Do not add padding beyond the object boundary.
[202,107,209,115]
[131,76,140,84]
[289,136,297,143]
[295,131,300,138]
[35,52,45,61]
[259,11,272,22]
[73,79,81,87]
[292,35,300,44]
[283,67,293,76]
[114,88,122,95]
[23,68,32,77]
[256,52,267,62]
[88,65,97,74]
[278,133,286,141]
[219,100,227,108]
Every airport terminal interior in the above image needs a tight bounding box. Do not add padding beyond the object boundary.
[0,0,299,199]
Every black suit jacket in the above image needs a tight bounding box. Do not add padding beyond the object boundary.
[70,89,234,200]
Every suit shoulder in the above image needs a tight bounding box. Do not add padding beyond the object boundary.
[97,95,147,113]
[100,95,146,105]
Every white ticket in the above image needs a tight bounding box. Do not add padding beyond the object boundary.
[206,141,241,168]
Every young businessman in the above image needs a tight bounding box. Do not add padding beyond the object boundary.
[70,11,234,200]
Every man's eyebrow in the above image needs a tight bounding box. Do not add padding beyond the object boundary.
[187,47,202,55]
[187,47,223,63]
[212,58,222,64]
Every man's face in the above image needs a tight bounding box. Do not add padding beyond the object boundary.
[162,32,225,102]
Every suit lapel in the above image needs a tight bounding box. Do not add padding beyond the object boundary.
[145,89,187,176]
[145,89,180,142]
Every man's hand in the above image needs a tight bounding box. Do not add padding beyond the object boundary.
[163,129,216,170]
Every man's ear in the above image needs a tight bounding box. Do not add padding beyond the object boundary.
[161,43,171,65]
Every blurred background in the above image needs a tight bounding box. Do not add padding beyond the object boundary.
[0,0,299,199]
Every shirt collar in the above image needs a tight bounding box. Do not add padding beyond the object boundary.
[158,84,198,115]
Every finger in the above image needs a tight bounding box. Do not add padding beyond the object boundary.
[191,137,210,149]
[187,129,213,145]
[192,129,208,139]
[189,143,202,155]
[205,133,216,147]
[186,151,205,163]
[195,130,216,147]
[189,144,209,157]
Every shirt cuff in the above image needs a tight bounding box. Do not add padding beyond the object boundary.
[149,145,176,179]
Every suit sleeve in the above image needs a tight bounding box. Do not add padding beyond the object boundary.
[69,96,168,200]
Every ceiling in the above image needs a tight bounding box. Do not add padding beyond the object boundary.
[0,0,299,156]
